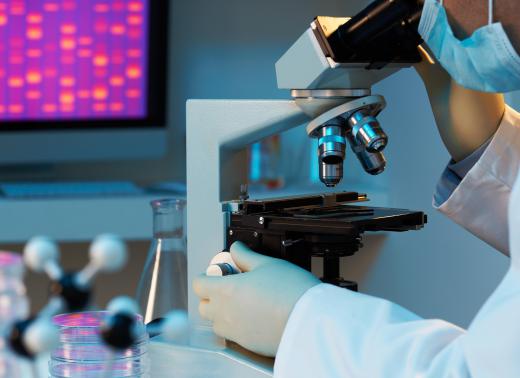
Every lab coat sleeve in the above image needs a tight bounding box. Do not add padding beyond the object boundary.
[433,139,491,207]
[275,266,520,378]
[274,107,520,377]
[434,105,520,254]
[274,283,469,378]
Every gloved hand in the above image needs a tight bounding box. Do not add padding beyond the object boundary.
[193,241,320,357]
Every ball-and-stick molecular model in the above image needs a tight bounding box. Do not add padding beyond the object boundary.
[5,234,128,377]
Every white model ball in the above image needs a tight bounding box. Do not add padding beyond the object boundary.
[107,296,140,315]
[162,310,190,343]
[23,320,59,354]
[23,236,59,272]
[89,234,127,272]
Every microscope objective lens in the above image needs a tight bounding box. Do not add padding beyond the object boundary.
[317,123,347,187]
[347,110,388,152]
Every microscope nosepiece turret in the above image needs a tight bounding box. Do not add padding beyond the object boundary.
[315,105,388,187]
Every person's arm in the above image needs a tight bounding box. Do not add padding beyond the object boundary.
[195,242,520,378]
[274,267,520,378]
[414,53,520,256]
[414,56,505,162]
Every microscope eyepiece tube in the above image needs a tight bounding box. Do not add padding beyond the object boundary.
[347,109,388,152]
[317,123,346,187]
[325,0,423,63]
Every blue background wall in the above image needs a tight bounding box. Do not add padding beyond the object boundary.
[338,69,514,327]
[1,0,361,183]
[65,0,517,327]
[3,0,519,329]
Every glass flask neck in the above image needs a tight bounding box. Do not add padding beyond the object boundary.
[151,199,186,239]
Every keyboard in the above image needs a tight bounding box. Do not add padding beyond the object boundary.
[0,181,144,199]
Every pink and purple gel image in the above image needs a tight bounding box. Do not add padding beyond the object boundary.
[0,0,149,121]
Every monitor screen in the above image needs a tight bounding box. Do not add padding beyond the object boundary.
[0,0,168,130]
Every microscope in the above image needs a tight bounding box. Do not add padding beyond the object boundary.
[151,1,428,377]
[224,1,427,290]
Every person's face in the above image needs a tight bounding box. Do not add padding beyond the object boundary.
[443,0,520,52]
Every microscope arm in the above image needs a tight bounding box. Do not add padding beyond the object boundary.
[186,100,309,325]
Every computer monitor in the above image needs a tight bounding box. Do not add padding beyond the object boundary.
[0,0,169,164]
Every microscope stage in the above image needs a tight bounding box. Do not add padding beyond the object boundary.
[226,192,427,287]
[228,191,426,237]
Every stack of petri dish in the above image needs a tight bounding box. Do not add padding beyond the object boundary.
[49,311,149,378]
[0,251,29,378]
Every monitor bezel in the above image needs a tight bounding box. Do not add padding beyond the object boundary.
[0,0,169,132]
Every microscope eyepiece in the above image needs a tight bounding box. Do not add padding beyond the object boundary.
[317,122,346,187]
[325,0,423,65]
[347,109,388,153]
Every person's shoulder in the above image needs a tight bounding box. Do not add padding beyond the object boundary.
[503,105,520,128]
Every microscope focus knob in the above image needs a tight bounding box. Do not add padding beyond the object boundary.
[206,251,241,276]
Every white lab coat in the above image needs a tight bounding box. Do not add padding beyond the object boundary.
[274,105,520,378]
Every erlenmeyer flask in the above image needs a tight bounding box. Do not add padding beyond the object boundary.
[136,199,187,324]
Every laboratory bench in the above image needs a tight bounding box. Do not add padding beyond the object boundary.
[29,327,273,377]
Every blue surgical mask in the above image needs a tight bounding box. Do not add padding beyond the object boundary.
[419,0,520,93]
